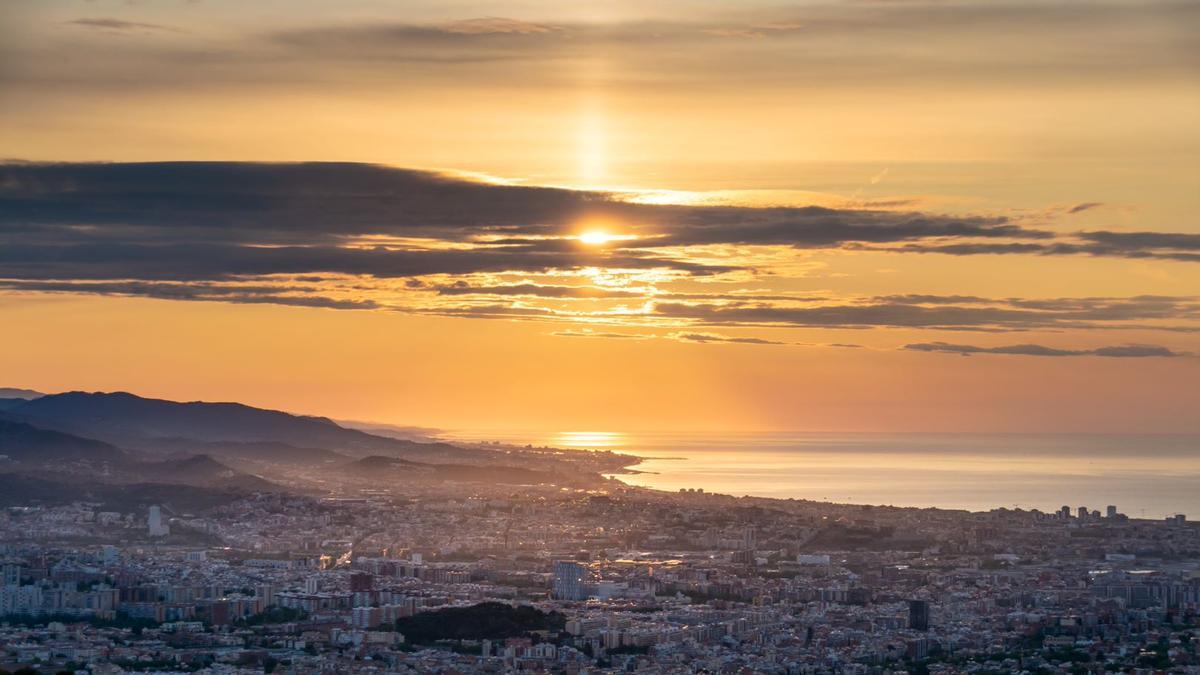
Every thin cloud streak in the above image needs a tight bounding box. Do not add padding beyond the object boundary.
[904,342,1189,358]
[66,18,182,34]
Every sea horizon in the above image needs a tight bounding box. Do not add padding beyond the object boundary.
[446,429,1200,519]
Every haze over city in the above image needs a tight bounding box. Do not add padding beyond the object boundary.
[3,0,1198,434]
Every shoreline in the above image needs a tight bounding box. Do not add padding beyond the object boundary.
[463,434,1200,520]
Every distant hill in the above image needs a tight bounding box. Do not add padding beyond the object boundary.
[343,455,428,473]
[0,473,257,513]
[0,390,618,495]
[9,391,348,444]
[339,454,595,487]
[0,387,45,410]
[338,455,437,479]
[112,437,350,466]
[5,391,487,463]
[0,418,130,464]
[338,420,442,442]
[137,454,282,492]
[0,388,45,399]
[0,417,279,492]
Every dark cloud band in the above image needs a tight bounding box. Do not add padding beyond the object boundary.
[0,162,1196,341]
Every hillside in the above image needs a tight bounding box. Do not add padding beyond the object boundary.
[0,389,629,493]
[0,387,44,399]
[0,473,256,513]
[130,438,349,465]
[137,453,282,492]
[339,455,599,487]
[5,391,490,463]
[0,416,280,492]
[0,418,130,465]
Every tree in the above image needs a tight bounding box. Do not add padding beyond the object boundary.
[394,602,565,644]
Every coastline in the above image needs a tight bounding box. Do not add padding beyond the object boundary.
[572,432,1200,519]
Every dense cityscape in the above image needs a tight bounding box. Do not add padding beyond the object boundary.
[1,392,1198,674]
[5,0,1199,670]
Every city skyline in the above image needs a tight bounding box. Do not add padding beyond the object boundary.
[2,0,1198,433]
[1,3,1198,672]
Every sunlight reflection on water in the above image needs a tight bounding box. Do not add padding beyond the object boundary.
[553,431,626,448]
[443,430,1200,517]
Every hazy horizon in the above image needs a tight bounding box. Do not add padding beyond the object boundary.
[6,385,1198,518]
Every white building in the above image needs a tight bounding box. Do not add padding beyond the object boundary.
[148,505,170,537]
[0,584,43,615]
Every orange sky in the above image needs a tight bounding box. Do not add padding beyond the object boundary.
[0,0,1197,433]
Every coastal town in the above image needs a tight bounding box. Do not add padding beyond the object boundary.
[2,479,1198,674]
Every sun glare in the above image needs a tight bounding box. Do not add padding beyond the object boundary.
[579,230,617,245]
[575,227,638,246]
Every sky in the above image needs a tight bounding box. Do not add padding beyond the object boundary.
[0,0,1198,434]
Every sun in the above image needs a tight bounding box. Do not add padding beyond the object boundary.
[578,230,618,246]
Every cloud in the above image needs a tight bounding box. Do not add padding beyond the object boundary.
[550,329,789,346]
[552,329,654,340]
[651,295,1200,331]
[0,241,726,281]
[1078,231,1200,251]
[11,161,1191,271]
[872,239,1200,263]
[0,161,1039,247]
[1068,202,1104,214]
[267,18,574,67]
[4,277,1193,343]
[250,3,1200,88]
[66,18,180,34]
[6,1,1196,107]
[666,332,788,345]
[0,279,382,310]
[1090,344,1186,357]
[434,282,645,300]
[441,18,557,35]
[0,160,1063,285]
[413,293,1200,333]
[704,22,806,39]
[431,282,825,304]
[904,342,1188,358]
[1,162,1197,337]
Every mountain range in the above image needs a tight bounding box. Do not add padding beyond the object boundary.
[0,387,44,400]
[0,390,497,463]
[0,388,611,510]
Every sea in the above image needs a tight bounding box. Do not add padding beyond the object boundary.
[443,431,1200,519]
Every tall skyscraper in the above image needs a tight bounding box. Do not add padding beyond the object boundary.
[1,564,20,587]
[553,561,588,600]
[148,505,169,537]
[1106,505,1118,519]
[908,599,930,631]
